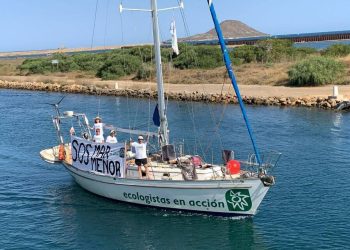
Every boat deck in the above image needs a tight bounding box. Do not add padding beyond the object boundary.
[41,145,245,181]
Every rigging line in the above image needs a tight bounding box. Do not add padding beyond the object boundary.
[119,3,131,139]
[187,97,207,160]
[209,1,262,165]
[132,96,140,129]
[177,8,227,157]
[147,42,152,136]
[148,95,151,133]
[144,46,152,134]
[203,78,229,155]
[91,0,100,49]
[119,0,127,78]
[204,104,227,155]
[119,2,125,45]
[168,22,214,159]
[133,121,151,129]
[132,46,150,131]
[97,98,101,118]
[103,0,111,49]
[176,0,190,37]
[126,95,132,139]
[185,100,197,154]
[133,44,152,133]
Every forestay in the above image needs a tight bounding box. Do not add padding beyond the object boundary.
[70,136,126,178]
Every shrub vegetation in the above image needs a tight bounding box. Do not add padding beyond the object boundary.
[321,44,350,57]
[288,56,345,86]
[231,39,317,63]
[17,40,347,84]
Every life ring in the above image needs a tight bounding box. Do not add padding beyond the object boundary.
[58,144,66,161]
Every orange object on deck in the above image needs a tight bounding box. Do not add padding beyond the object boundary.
[226,160,240,175]
[58,144,65,161]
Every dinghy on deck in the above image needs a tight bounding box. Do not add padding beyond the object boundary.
[39,144,70,164]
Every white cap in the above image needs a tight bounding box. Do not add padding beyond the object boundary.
[138,135,144,140]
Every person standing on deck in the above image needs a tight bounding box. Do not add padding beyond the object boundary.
[93,117,104,137]
[131,135,150,179]
[93,128,104,143]
[106,130,118,143]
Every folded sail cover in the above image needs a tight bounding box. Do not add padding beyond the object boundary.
[70,136,125,178]
[170,20,179,55]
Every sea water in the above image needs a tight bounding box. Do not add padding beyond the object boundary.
[0,89,349,249]
[294,39,350,50]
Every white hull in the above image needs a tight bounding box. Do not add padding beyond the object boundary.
[63,162,269,216]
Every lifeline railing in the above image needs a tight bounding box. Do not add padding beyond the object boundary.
[240,151,282,173]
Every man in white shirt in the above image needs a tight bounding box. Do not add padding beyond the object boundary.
[106,130,118,143]
[93,128,104,143]
[131,135,150,179]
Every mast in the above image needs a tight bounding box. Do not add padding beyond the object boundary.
[120,1,184,147]
[207,0,262,165]
[151,0,169,146]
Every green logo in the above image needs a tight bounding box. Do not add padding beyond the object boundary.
[225,189,252,211]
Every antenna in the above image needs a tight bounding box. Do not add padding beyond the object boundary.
[119,0,184,13]
[45,96,66,117]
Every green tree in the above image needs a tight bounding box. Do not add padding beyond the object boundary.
[231,45,256,63]
[96,53,142,80]
[255,39,294,63]
[173,44,198,69]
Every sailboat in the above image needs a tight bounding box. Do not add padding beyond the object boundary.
[40,0,281,216]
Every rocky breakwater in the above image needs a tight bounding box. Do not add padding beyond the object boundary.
[173,92,342,110]
[0,80,343,110]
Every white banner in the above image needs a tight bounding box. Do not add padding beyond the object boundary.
[70,136,125,178]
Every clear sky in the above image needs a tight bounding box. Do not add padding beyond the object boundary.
[1,0,349,52]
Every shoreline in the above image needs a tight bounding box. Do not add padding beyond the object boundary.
[0,78,348,110]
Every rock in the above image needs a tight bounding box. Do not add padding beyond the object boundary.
[279,97,287,103]
[0,79,344,110]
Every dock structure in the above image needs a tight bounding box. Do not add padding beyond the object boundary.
[184,30,350,46]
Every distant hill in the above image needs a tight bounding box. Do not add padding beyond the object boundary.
[182,20,268,41]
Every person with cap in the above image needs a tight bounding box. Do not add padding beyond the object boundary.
[131,135,150,179]
[106,130,118,143]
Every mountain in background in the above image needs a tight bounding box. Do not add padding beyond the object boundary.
[181,20,268,41]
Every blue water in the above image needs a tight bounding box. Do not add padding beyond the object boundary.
[294,40,350,50]
[1,89,350,249]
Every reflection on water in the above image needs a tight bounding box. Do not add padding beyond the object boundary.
[332,112,343,128]
[53,183,267,249]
